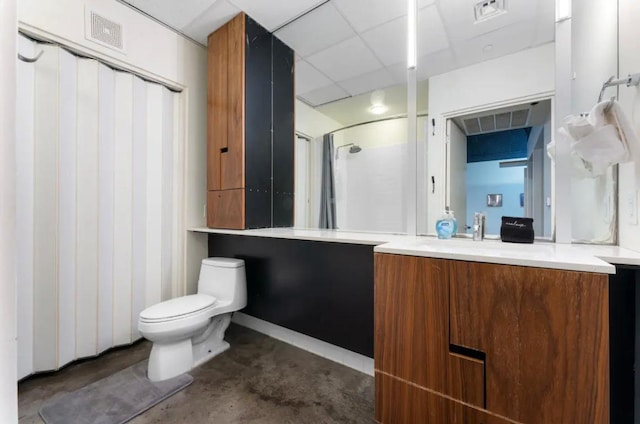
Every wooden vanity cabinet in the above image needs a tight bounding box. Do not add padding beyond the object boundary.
[374,254,610,424]
[206,13,294,229]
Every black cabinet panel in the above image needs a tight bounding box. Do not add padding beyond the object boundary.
[209,234,374,357]
[272,36,295,228]
[244,15,272,229]
[609,266,637,424]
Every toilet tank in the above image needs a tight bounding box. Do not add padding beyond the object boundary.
[197,258,247,311]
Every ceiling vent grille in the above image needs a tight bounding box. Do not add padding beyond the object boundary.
[464,118,481,134]
[479,115,496,132]
[474,0,508,23]
[511,109,530,126]
[85,9,124,51]
[495,112,511,130]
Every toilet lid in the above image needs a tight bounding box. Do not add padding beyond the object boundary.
[139,294,217,322]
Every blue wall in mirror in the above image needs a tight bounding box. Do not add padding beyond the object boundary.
[467,128,530,163]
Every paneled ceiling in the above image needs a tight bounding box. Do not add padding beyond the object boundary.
[121,0,554,114]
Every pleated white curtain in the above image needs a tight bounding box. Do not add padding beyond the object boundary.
[16,35,178,379]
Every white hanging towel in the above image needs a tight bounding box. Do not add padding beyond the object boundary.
[556,99,640,177]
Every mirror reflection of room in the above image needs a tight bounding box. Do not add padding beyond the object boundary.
[448,100,552,237]
[280,0,431,233]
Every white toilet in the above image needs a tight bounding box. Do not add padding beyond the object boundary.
[138,257,247,382]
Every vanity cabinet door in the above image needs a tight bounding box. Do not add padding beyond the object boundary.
[449,261,610,424]
[374,253,486,422]
[375,254,450,391]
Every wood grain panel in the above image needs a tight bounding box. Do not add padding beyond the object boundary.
[207,24,227,191]
[222,13,245,190]
[449,261,609,423]
[376,372,518,424]
[207,189,244,229]
[448,353,485,408]
[374,254,450,392]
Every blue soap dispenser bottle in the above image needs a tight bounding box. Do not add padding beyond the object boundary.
[436,207,454,239]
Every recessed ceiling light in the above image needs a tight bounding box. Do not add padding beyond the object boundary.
[483,44,494,52]
[369,104,389,115]
[474,0,507,23]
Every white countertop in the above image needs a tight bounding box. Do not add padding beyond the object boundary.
[190,227,640,274]
[189,227,405,245]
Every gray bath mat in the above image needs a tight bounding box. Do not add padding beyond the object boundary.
[39,361,193,424]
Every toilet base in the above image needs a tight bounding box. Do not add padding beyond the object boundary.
[146,313,232,382]
[147,338,193,382]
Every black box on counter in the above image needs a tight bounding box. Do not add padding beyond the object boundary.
[500,216,534,243]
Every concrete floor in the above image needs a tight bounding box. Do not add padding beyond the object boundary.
[18,324,375,424]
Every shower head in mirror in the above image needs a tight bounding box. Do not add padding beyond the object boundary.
[335,143,362,159]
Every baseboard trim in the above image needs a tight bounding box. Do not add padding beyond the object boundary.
[231,312,374,376]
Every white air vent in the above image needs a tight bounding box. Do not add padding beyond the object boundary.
[460,108,531,135]
[474,0,507,23]
[85,8,124,52]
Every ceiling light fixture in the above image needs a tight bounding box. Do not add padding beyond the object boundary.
[407,0,417,69]
[369,104,389,115]
[369,89,388,115]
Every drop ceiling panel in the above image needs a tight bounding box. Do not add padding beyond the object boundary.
[437,0,539,43]
[415,48,458,80]
[338,68,396,97]
[417,5,449,57]
[181,0,241,44]
[227,0,325,31]
[299,83,350,107]
[306,36,383,82]
[386,62,409,84]
[360,16,406,66]
[452,20,537,69]
[333,0,436,33]
[274,3,355,57]
[123,0,215,30]
[295,60,333,95]
[332,0,409,33]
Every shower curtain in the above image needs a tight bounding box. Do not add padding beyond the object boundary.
[319,133,336,229]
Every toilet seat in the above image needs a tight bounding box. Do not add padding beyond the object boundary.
[139,294,217,323]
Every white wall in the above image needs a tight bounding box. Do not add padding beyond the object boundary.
[295,99,341,139]
[618,0,640,252]
[1,0,18,421]
[333,122,407,233]
[425,43,555,234]
[18,0,208,295]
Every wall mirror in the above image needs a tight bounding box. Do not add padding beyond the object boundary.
[447,100,553,238]
[421,0,556,238]
[275,0,430,234]
[278,0,556,236]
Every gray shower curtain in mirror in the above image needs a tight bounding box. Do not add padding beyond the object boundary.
[319,133,336,229]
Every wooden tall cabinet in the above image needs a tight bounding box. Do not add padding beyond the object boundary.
[207,13,294,229]
[374,254,610,424]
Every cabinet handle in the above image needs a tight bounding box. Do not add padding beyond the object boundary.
[220,147,228,153]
